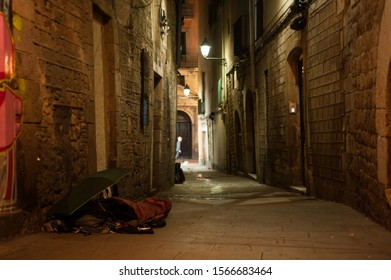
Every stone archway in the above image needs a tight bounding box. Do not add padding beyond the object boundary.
[176,110,192,159]
[287,47,307,188]
[376,1,391,198]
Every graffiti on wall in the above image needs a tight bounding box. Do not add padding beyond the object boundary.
[1,0,22,211]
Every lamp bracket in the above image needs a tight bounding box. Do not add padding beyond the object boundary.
[204,57,227,66]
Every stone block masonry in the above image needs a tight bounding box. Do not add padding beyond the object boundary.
[343,0,389,227]
[0,0,179,237]
[307,0,345,200]
[252,0,391,230]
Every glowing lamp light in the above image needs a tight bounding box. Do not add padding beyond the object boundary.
[200,38,211,58]
[200,38,226,66]
[184,84,191,97]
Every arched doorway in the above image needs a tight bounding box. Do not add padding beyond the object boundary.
[287,48,307,188]
[176,111,192,159]
[245,91,256,175]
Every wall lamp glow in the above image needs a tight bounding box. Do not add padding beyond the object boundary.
[200,38,227,66]
[183,84,198,99]
[184,84,191,97]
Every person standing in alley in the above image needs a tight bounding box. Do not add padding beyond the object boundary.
[175,136,182,160]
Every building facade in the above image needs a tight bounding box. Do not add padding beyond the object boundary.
[0,0,180,237]
[177,0,200,162]
[199,0,391,230]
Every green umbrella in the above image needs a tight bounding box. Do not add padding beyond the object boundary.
[46,167,130,219]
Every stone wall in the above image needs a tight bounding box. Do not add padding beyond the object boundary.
[253,0,391,229]
[306,0,345,199]
[1,0,178,237]
[255,0,346,191]
[256,21,299,187]
[15,0,93,212]
[225,81,243,173]
[344,0,390,227]
[115,0,154,198]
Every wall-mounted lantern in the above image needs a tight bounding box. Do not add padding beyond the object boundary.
[200,38,227,66]
[183,84,198,100]
[160,9,169,36]
[290,16,306,31]
[289,101,297,114]
[184,84,191,97]
[290,0,308,31]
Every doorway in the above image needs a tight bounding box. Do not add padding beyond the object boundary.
[297,56,306,186]
[93,12,108,172]
[235,111,243,172]
[176,111,192,159]
[287,48,307,189]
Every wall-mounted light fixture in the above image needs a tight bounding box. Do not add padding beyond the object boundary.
[200,38,227,66]
[184,84,191,97]
[182,84,198,99]
[290,0,308,31]
[160,9,169,36]
[290,15,306,30]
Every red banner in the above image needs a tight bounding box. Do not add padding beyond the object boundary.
[0,11,14,80]
[0,85,22,152]
[0,0,20,211]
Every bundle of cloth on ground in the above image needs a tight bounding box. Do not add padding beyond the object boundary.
[43,197,172,235]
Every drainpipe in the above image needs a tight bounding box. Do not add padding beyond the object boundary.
[249,0,259,179]
[249,0,256,91]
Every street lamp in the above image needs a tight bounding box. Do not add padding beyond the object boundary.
[200,38,227,65]
[184,84,191,97]
[200,38,211,57]
[182,84,198,100]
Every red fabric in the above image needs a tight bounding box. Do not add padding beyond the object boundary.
[0,13,15,80]
[0,86,23,152]
[117,197,172,223]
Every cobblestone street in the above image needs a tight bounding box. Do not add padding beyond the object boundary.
[1,162,391,260]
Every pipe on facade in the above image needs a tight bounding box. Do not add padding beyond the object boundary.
[248,0,256,91]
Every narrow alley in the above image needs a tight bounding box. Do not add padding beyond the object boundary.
[1,162,391,260]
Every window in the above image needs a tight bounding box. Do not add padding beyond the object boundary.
[178,75,185,86]
[218,78,222,104]
[234,16,249,56]
[181,32,186,55]
[255,0,263,39]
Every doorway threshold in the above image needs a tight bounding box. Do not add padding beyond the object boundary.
[289,185,307,195]
[248,173,257,180]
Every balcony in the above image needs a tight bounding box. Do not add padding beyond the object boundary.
[182,3,194,19]
[180,54,198,68]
